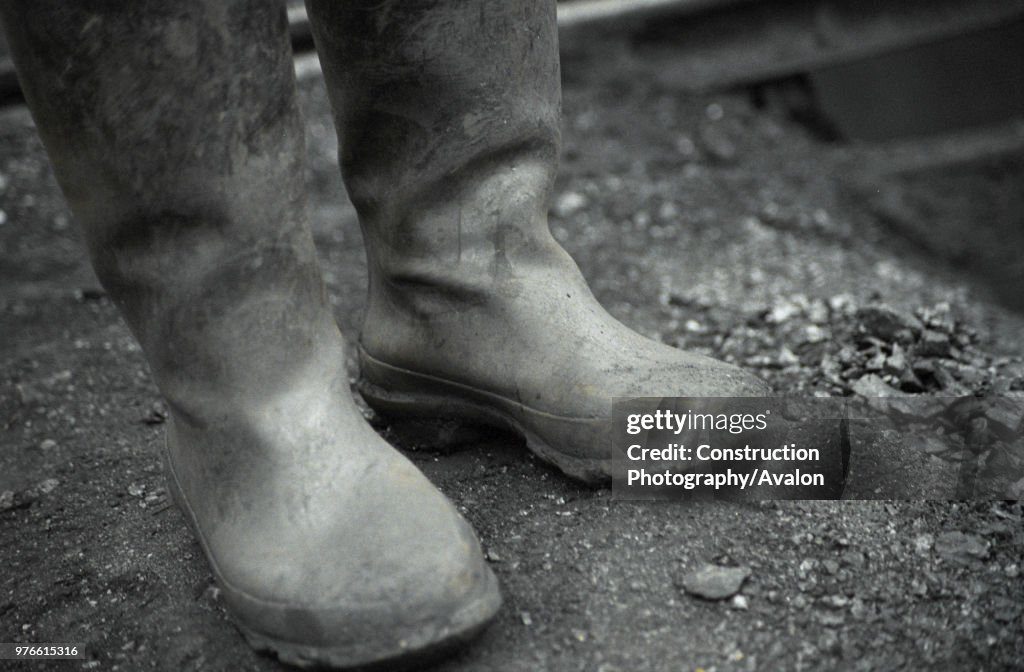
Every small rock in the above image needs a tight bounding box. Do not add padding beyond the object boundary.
[931,363,964,392]
[820,594,849,609]
[201,584,222,603]
[917,330,951,358]
[1002,363,1024,389]
[698,125,737,164]
[953,363,986,387]
[914,435,951,456]
[914,533,934,553]
[519,611,533,626]
[143,402,168,425]
[37,478,59,495]
[127,483,145,498]
[778,347,800,367]
[553,191,587,218]
[935,531,988,561]
[767,299,801,324]
[913,359,936,377]
[658,201,680,221]
[675,135,697,157]
[817,611,846,627]
[852,374,904,398]
[39,439,57,451]
[864,352,886,371]
[801,324,828,343]
[828,294,857,315]
[1006,477,1024,500]
[893,328,916,344]
[680,564,751,600]
[836,347,857,366]
[730,594,749,610]
[884,344,907,374]
[856,305,923,341]
[919,302,956,334]
[961,351,989,369]
[0,488,37,510]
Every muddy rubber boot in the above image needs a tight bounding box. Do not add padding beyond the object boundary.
[307,0,770,484]
[0,1,500,667]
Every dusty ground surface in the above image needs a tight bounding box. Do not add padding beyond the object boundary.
[2,42,1023,672]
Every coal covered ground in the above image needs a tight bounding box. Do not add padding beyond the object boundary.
[1,49,1023,671]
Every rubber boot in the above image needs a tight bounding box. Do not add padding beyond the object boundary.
[307,0,770,484]
[0,1,500,667]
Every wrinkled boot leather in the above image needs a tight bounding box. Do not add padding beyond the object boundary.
[309,0,769,483]
[2,1,500,667]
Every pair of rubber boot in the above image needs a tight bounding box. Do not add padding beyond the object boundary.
[2,0,767,668]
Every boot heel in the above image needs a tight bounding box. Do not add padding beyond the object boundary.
[379,414,496,453]
[357,371,506,451]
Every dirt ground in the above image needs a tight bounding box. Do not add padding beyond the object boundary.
[2,40,1023,672]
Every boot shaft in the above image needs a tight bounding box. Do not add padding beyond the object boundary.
[307,0,563,283]
[2,0,337,408]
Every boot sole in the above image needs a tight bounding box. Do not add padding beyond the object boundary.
[164,438,503,670]
[357,345,612,484]
[233,579,500,672]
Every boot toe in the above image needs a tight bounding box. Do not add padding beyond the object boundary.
[225,544,501,671]
[229,483,499,668]
[168,435,501,670]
